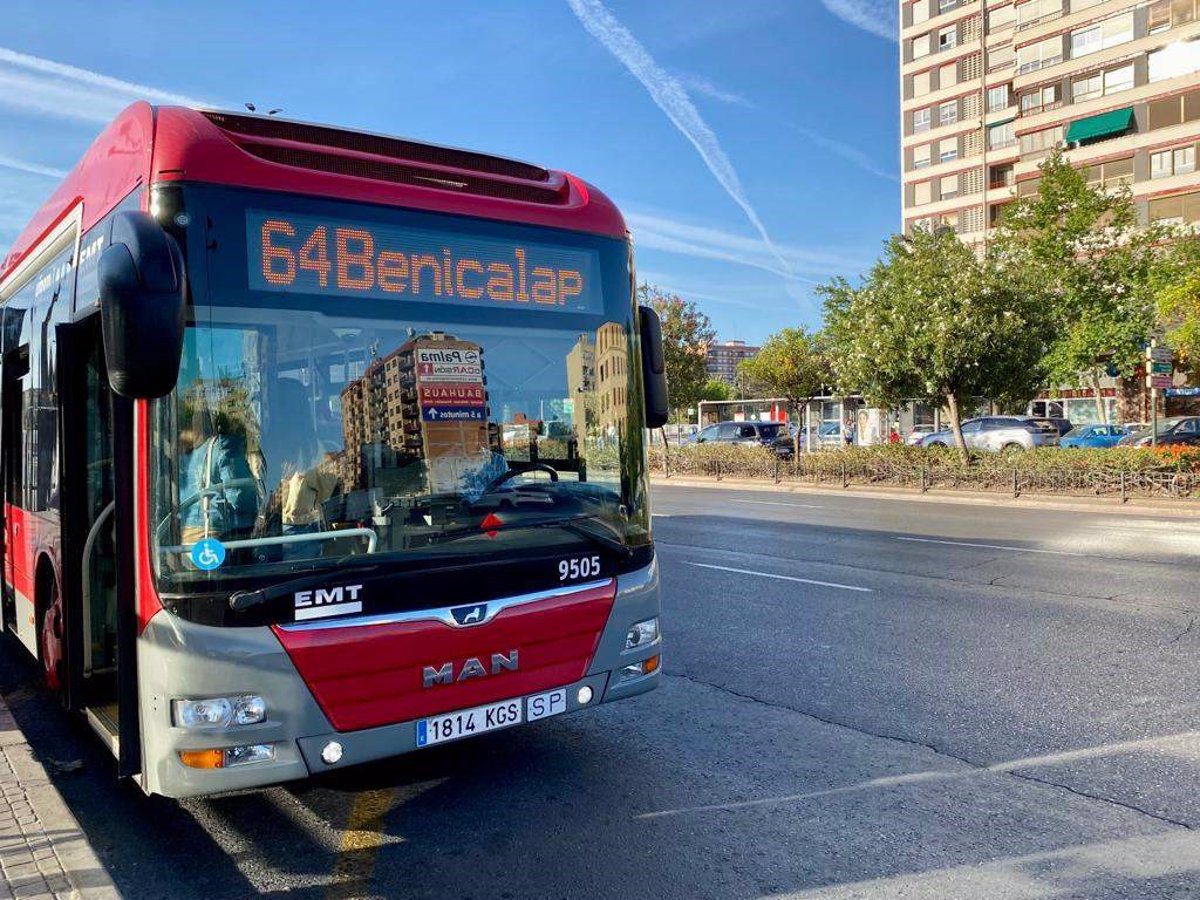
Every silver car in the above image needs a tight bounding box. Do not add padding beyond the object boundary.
[921,416,1060,451]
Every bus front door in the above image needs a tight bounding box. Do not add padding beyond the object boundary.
[57,318,125,758]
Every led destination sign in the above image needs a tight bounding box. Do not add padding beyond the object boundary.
[247,211,602,314]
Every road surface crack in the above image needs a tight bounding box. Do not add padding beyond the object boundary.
[666,671,1196,832]
[1169,616,1196,644]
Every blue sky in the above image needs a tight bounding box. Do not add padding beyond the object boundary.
[0,0,897,342]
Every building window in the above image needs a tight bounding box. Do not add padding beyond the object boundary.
[1151,145,1197,178]
[987,84,1010,112]
[1020,84,1060,114]
[1017,0,1062,30]
[939,26,957,52]
[1148,90,1200,129]
[1017,36,1063,74]
[939,137,959,163]
[913,107,932,133]
[1103,63,1134,95]
[1073,72,1102,102]
[913,32,931,60]
[989,43,1016,72]
[914,70,932,97]
[914,181,933,206]
[913,143,933,169]
[1083,156,1134,189]
[939,0,956,11]
[941,174,960,200]
[939,100,958,127]
[1149,190,1200,223]
[988,3,1015,31]
[940,62,957,89]
[1149,40,1200,83]
[1019,124,1064,155]
[1018,176,1042,197]
[1069,12,1132,60]
[1148,0,1197,34]
[988,119,1016,149]
[990,163,1014,188]
[912,0,930,26]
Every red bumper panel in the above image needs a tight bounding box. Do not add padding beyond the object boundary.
[271,580,616,732]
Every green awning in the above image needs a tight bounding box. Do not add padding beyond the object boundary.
[1065,107,1134,145]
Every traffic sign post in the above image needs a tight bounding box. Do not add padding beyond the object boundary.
[1145,340,1175,447]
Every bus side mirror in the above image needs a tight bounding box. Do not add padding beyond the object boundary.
[98,211,187,400]
[639,305,669,429]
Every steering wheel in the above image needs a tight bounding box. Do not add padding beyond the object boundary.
[155,478,259,544]
[486,463,559,492]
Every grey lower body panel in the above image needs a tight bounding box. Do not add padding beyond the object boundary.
[136,557,662,798]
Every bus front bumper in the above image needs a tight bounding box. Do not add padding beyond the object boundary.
[137,559,661,798]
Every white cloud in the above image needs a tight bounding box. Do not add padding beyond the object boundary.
[626,209,869,284]
[0,47,211,123]
[820,0,897,41]
[669,70,898,184]
[566,0,792,277]
[674,73,753,108]
[0,155,67,179]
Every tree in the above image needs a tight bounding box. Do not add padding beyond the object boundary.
[638,283,715,421]
[1153,233,1200,375]
[821,227,1052,462]
[992,150,1165,422]
[736,328,832,457]
[698,378,733,402]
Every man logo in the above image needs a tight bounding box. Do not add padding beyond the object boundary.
[423,650,519,688]
[451,603,487,626]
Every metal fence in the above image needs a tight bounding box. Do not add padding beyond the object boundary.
[650,451,1200,502]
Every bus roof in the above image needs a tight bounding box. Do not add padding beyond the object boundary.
[2,103,627,284]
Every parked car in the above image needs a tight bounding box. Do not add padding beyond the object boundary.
[693,420,789,450]
[920,416,1060,451]
[1117,416,1200,447]
[906,424,935,446]
[1059,423,1130,449]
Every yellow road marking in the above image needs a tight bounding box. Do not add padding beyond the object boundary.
[326,788,399,899]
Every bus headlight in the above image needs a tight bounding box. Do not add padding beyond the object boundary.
[174,695,266,729]
[625,617,659,650]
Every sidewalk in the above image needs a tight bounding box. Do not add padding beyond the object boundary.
[651,474,1200,518]
[0,699,118,899]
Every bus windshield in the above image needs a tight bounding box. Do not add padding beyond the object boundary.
[150,187,648,591]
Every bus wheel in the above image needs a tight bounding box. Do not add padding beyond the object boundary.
[39,577,63,692]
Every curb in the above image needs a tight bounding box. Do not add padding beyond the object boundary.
[650,475,1200,519]
[0,698,119,899]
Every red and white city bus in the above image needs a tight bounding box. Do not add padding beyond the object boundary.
[0,104,667,797]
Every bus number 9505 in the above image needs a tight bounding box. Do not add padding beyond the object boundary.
[559,556,601,582]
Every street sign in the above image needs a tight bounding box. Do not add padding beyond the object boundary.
[1147,374,1173,390]
[1151,361,1174,375]
[1149,347,1174,363]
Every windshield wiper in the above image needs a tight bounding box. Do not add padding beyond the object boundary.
[228,561,385,612]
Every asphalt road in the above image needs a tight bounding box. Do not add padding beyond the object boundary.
[4,483,1200,898]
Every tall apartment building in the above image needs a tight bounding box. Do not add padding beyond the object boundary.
[900,0,1200,242]
[705,340,760,384]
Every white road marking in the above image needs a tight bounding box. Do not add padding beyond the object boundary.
[730,499,825,509]
[896,536,1084,557]
[685,561,872,593]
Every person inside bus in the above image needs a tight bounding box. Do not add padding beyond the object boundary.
[257,377,340,560]
[178,406,258,545]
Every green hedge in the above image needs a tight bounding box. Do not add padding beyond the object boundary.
[652,443,1199,473]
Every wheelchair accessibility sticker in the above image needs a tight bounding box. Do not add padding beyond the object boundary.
[191,538,227,571]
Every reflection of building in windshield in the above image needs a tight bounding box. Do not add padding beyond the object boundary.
[339,332,498,494]
[566,333,595,440]
[595,322,627,439]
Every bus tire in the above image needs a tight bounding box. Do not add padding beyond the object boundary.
[36,562,63,694]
